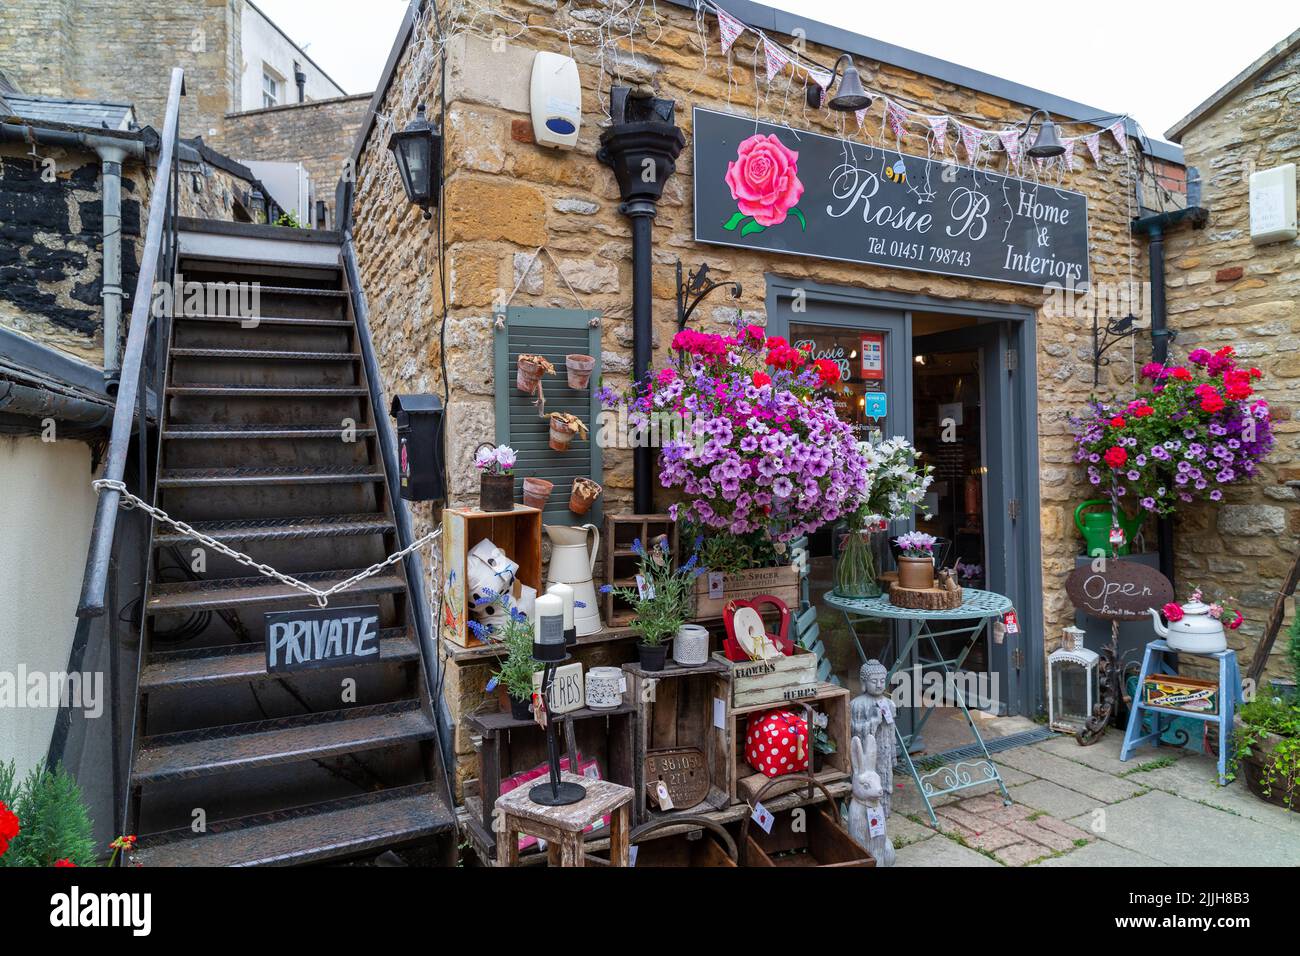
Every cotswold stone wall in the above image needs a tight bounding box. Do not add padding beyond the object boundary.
[351,2,1152,788]
[213,94,372,225]
[0,142,148,365]
[1164,43,1300,682]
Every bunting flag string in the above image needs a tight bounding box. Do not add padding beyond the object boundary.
[926,114,949,146]
[806,66,833,90]
[1062,138,1077,171]
[1108,119,1128,154]
[1084,132,1103,165]
[716,7,744,54]
[960,122,982,161]
[885,99,910,140]
[763,36,791,80]
[998,129,1022,169]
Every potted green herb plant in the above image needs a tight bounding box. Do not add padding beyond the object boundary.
[471,592,540,720]
[1231,695,1300,813]
[601,536,700,672]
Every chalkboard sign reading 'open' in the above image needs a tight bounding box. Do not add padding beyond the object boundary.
[265,605,383,673]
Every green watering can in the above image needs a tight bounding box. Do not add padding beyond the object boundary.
[1074,499,1143,557]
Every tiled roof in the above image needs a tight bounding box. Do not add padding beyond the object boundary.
[2,93,136,131]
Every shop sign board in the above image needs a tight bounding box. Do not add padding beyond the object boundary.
[265,605,383,673]
[693,107,1090,289]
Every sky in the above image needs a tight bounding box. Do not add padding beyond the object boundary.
[256,0,1286,141]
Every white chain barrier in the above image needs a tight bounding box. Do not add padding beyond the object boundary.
[92,479,440,608]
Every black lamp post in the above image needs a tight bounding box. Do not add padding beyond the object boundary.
[387,104,442,219]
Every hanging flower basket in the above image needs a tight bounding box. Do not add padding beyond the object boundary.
[569,477,602,514]
[566,353,596,389]
[517,354,555,394]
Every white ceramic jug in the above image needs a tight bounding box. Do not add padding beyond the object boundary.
[544,523,603,636]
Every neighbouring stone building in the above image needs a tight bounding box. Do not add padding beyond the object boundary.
[1163,28,1300,682]
[347,0,1193,791]
[0,0,366,224]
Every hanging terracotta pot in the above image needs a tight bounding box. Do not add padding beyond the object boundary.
[516,354,554,394]
[522,476,553,510]
[548,412,587,452]
[565,353,596,389]
[569,477,602,514]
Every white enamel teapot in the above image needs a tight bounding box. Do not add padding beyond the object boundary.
[1148,599,1226,654]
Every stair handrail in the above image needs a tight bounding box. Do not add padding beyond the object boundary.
[77,67,185,618]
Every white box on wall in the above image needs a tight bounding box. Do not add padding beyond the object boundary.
[1249,163,1297,244]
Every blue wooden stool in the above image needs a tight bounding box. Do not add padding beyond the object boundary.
[1120,640,1243,785]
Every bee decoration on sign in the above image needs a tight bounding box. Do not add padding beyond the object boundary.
[884,158,907,185]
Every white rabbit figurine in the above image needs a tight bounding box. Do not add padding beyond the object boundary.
[849,735,896,867]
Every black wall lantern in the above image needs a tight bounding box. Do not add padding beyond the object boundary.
[806,54,872,113]
[387,104,442,218]
[1023,108,1066,159]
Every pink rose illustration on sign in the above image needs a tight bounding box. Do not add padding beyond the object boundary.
[723,133,806,235]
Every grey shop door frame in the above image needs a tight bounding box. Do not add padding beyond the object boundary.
[764,275,1045,717]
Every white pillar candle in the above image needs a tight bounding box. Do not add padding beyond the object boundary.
[534,593,565,646]
[548,582,575,630]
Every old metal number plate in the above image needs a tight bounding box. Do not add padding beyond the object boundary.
[645,748,708,810]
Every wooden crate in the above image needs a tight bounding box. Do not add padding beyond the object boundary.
[462,702,635,863]
[727,682,851,804]
[440,505,542,647]
[693,565,801,620]
[712,647,819,709]
[622,659,731,824]
[602,513,676,627]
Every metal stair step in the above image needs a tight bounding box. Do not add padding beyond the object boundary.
[170,347,361,361]
[129,783,454,867]
[157,466,384,488]
[175,313,352,327]
[166,384,367,397]
[162,423,377,440]
[140,627,417,690]
[154,513,395,545]
[146,568,407,613]
[131,701,435,785]
[194,283,347,298]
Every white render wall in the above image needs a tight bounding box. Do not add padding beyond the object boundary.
[0,437,98,776]
[238,1,346,112]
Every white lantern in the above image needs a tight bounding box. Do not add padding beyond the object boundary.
[1048,625,1099,734]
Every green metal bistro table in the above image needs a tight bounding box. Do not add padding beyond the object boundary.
[824,588,1014,825]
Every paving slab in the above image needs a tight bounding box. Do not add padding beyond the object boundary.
[894,834,1002,867]
[1008,779,1106,820]
[1037,733,1184,776]
[996,747,1148,803]
[1066,790,1300,867]
[889,814,937,848]
[1032,839,1156,867]
[1136,755,1300,834]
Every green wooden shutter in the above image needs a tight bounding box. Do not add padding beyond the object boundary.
[494,307,604,527]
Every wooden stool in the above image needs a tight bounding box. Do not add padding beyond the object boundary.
[495,772,634,867]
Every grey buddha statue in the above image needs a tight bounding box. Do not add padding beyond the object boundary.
[850,659,897,817]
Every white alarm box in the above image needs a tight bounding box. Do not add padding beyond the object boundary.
[530,52,581,150]
[1249,163,1297,245]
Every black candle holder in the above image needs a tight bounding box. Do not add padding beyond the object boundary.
[528,653,586,807]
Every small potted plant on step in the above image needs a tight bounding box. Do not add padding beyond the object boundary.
[601,536,700,672]
[893,531,937,589]
[1231,694,1300,813]
[472,593,540,720]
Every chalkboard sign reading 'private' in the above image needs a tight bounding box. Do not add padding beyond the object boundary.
[265,604,383,673]
[693,108,1090,289]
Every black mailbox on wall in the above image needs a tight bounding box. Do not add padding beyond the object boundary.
[390,394,445,502]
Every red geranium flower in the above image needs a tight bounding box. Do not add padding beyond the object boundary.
[765,335,788,350]
[814,358,841,386]
[1169,367,1192,381]
[54,859,77,867]
[1133,404,1154,418]
[1161,602,1184,623]
[0,801,19,858]
[1109,416,1126,428]
[1226,611,1243,630]
[751,371,771,388]
[1103,446,1128,469]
